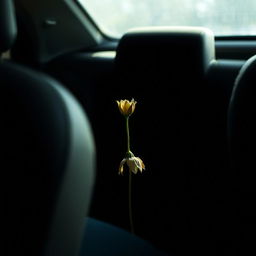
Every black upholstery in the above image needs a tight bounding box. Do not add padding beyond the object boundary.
[3,61,96,256]
[116,26,215,79]
[227,55,256,255]
[2,1,96,255]
[80,218,169,256]
[45,50,244,256]
[2,2,171,256]
[0,0,17,53]
[228,55,256,174]
[114,26,216,255]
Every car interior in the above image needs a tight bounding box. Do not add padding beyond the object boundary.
[4,0,256,256]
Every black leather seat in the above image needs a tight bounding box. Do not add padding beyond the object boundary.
[114,27,216,256]
[2,1,96,255]
[228,55,256,255]
[3,1,170,255]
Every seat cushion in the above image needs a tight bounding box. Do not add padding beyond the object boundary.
[80,218,169,256]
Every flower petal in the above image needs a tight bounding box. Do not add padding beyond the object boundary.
[127,157,137,174]
[137,157,145,169]
[132,167,138,174]
[119,158,127,175]
[127,104,133,115]
[116,99,137,116]
[123,100,130,113]
[135,157,145,173]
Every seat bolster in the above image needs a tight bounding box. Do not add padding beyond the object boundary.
[44,75,96,256]
[228,55,256,168]
[227,54,256,254]
[0,0,17,53]
[2,61,95,256]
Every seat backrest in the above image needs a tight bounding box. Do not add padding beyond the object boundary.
[227,55,256,255]
[114,27,216,255]
[228,55,256,175]
[2,1,95,255]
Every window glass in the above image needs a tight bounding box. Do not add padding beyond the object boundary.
[77,0,256,37]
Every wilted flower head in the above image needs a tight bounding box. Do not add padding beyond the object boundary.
[119,155,145,175]
[116,99,137,117]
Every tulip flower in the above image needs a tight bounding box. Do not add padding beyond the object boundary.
[116,98,137,117]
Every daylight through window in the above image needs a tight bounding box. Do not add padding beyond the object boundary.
[77,0,256,37]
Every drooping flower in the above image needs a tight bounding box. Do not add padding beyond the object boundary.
[116,98,137,117]
[119,156,145,175]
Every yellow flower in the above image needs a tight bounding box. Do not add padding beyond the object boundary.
[119,156,145,175]
[116,99,137,117]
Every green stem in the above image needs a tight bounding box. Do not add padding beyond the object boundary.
[129,169,134,234]
[126,117,130,153]
[126,116,134,233]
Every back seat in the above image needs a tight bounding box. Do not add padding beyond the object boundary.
[114,27,217,255]
[41,27,245,256]
[228,55,256,255]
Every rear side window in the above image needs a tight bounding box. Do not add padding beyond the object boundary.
[77,0,256,37]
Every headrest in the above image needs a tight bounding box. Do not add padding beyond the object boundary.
[116,26,215,78]
[0,0,17,53]
[228,55,256,168]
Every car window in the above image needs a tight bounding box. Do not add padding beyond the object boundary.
[77,0,256,37]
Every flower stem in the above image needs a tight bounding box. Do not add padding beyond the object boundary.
[126,117,130,152]
[126,116,134,233]
[129,170,134,234]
